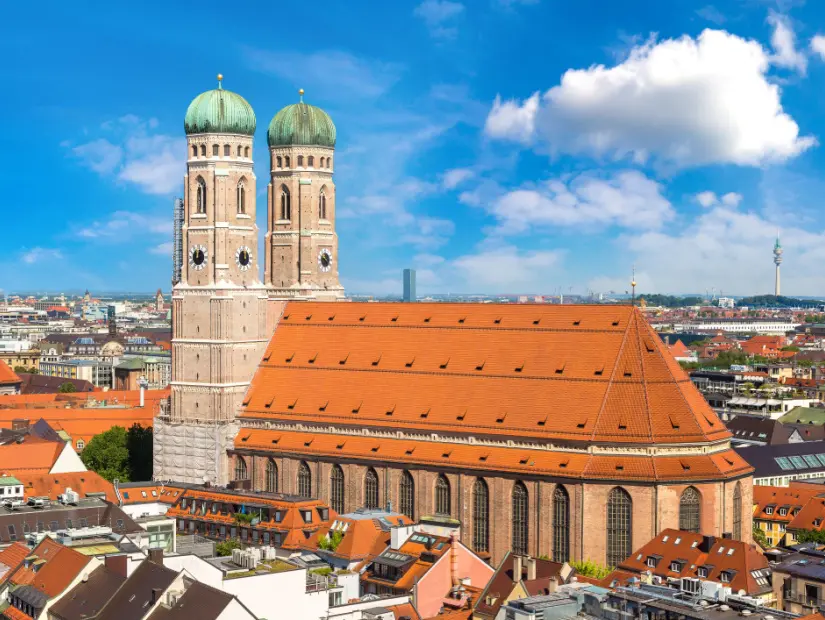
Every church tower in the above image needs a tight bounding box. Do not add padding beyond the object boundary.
[153,75,270,485]
[264,90,345,300]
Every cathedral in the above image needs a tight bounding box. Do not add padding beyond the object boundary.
[154,78,753,567]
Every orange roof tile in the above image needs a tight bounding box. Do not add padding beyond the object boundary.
[235,428,751,483]
[5,538,90,598]
[14,471,115,502]
[0,543,29,571]
[241,304,730,447]
[753,485,822,524]
[0,441,65,474]
[0,360,21,386]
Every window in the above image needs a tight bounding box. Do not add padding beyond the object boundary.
[473,478,489,553]
[732,482,742,541]
[280,185,291,220]
[237,179,246,214]
[298,461,312,498]
[328,157,332,168]
[7,525,16,541]
[319,187,327,219]
[512,481,529,555]
[607,487,632,567]
[320,157,325,168]
[265,459,278,493]
[399,470,415,519]
[224,144,230,157]
[720,571,731,583]
[192,145,198,157]
[698,567,708,578]
[670,561,682,572]
[679,487,701,533]
[76,439,85,450]
[234,457,248,481]
[553,485,570,563]
[212,144,219,156]
[647,556,658,568]
[277,156,283,168]
[330,465,345,513]
[245,146,249,157]
[237,145,242,157]
[765,506,774,515]
[196,177,207,214]
[435,474,451,516]
[365,468,379,510]
[298,155,304,167]
[308,156,314,167]
[285,156,290,167]
[200,144,206,156]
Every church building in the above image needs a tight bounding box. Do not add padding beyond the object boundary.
[155,78,753,568]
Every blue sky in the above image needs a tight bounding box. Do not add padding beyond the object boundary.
[5,0,825,296]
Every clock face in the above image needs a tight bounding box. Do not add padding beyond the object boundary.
[318,248,332,272]
[189,245,207,271]
[235,246,252,271]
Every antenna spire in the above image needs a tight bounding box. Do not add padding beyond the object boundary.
[631,265,637,307]
[217,73,223,89]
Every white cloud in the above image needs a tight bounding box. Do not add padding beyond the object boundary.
[77,211,168,240]
[245,48,403,99]
[485,29,816,167]
[721,192,743,207]
[450,245,562,291]
[149,242,173,256]
[442,167,475,189]
[811,35,825,60]
[695,191,718,207]
[768,12,807,74]
[481,170,673,234]
[68,116,185,195]
[592,205,825,295]
[414,0,465,39]
[696,5,726,25]
[20,248,63,265]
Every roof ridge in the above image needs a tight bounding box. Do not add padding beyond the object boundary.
[589,309,635,442]
[632,309,655,443]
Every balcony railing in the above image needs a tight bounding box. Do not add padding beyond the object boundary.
[784,591,825,609]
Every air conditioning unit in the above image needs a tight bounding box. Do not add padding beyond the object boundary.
[58,488,79,505]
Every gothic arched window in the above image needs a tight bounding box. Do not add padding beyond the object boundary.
[679,487,701,533]
[365,468,379,509]
[297,461,312,498]
[223,144,230,157]
[212,144,219,156]
[328,157,332,169]
[285,156,290,168]
[732,482,742,540]
[330,465,345,513]
[435,475,451,516]
[297,155,304,167]
[399,470,415,519]
[512,481,529,555]
[473,478,489,553]
[245,146,249,157]
[237,179,246,214]
[319,157,325,168]
[237,145,242,157]
[192,145,197,157]
[553,485,570,563]
[276,156,283,168]
[319,187,327,220]
[308,155,314,167]
[607,487,632,567]
[234,457,248,481]
[196,177,207,214]
[280,186,291,221]
[265,459,278,493]
[200,144,206,156]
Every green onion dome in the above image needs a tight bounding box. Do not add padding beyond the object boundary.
[267,90,336,148]
[184,74,256,136]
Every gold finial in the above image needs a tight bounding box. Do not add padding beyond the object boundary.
[217,73,223,89]
[299,88,304,102]
[631,265,637,306]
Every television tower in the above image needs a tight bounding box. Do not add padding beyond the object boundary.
[773,233,783,297]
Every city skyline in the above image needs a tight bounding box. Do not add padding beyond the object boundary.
[5,1,825,296]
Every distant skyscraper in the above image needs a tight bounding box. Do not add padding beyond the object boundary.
[773,234,783,297]
[403,269,416,302]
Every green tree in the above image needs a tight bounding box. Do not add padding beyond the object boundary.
[216,539,241,556]
[570,559,613,579]
[126,424,153,481]
[752,525,769,549]
[13,366,29,374]
[318,530,344,551]
[795,529,825,544]
[80,426,129,482]
[59,382,77,393]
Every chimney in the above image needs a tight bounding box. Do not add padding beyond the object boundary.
[450,531,459,587]
[150,588,162,605]
[526,557,537,581]
[140,385,145,407]
[547,576,558,593]
[148,548,164,565]
[513,555,523,582]
[104,554,128,578]
[699,535,716,553]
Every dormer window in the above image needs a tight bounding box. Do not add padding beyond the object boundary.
[698,567,708,578]
[720,571,731,583]
[670,561,682,572]
[647,556,659,568]
[779,508,787,516]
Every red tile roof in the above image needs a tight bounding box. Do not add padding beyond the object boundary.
[0,440,65,474]
[4,538,90,598]
[0,360,21,386]
[618,529,770,595]
[241,304,730,447]
[753,486,822,524]
[14,471,115,502]
[0,543,29,571]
